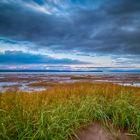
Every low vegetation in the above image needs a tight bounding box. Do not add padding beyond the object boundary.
[28,82,56,87]
[0,83,140,140]
[70,76,92,80]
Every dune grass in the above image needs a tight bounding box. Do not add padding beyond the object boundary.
[0,83,140,140]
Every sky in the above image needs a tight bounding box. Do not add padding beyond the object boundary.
[0,0,140,71]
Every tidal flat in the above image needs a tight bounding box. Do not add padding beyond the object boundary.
[0,72,140,92]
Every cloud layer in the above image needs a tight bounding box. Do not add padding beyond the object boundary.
[0,51,84,64]
[0,0,140,67]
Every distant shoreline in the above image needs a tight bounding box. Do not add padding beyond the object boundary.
[0,70,103,73]
[0,70,140,73]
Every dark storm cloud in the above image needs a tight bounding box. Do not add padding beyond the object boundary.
[0,0,140,56]
[0,51,84,64]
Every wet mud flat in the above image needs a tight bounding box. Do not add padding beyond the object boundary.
[0,72,140,92]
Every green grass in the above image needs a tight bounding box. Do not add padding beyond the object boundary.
[0,83,140,140]
[28,82,56,87]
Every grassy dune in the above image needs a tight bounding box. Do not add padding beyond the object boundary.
[0,83,140,140]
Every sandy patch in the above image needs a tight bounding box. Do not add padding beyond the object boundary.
[72,122,132,140]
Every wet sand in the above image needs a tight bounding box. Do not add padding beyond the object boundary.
[0,72,140,92]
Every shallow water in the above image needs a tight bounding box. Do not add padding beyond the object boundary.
[19,84,47,92]
[119,83,140,87]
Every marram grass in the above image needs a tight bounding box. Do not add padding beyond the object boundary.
[0,83,140,140]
